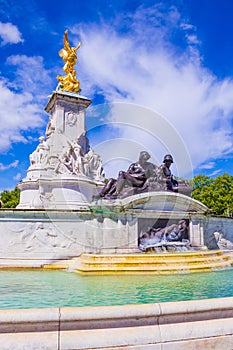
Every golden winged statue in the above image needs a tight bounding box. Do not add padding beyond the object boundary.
[57,30,82,93]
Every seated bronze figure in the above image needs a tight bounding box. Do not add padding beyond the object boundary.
[99,151,156,199]
[97,152,192,199]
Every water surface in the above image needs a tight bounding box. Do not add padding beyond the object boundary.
[0,269,232,309]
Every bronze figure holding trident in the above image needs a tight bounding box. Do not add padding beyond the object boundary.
[57,30,82,93]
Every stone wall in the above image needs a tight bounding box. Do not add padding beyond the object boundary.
[0,209,139,266]
[0,207,232,267]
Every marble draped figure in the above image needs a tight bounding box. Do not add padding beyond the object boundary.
[29,132,104,182]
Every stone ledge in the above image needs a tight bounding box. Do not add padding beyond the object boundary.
[0,297,232,332]
[0,298,232,349]
[0,320,232,350]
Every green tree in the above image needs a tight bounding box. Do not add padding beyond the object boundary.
[0,187,20,208]
[191,173,233,216]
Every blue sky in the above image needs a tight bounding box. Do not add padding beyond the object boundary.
[0,0,233,191]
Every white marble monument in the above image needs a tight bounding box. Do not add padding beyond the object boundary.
[17,91,105,209]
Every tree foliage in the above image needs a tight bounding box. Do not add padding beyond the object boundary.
[0,187,20,208]
[191,173,233,216]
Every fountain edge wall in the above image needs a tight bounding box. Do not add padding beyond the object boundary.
[0,297,232,349]
[0,192,232,266]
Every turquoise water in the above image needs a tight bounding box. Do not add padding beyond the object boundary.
[0,269,233,309]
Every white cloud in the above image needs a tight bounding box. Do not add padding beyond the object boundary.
[0,22,23,45]
[6,55,54,98]
[70,4,233,177]
[186,34,200,45]
[13,172,22,181]
[0,55,54,152]
[209,169,222,177]
[198,162,215,170]
[0,79,45,152]
[0,160,19,171]
[180,23,195,31]
[92,103,193,178]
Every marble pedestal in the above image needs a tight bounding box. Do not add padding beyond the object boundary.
[17,175,104,210]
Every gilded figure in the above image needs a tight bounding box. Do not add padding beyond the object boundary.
[57,30,81,93]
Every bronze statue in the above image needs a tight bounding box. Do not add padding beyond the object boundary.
[95,152,193,200]
[139,219,189,252]
[156,154,178,191]
[99,151,157,199]
[57,30,82,93]
[165,219,189,241]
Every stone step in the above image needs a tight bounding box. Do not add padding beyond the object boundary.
[73,251,233,274]
[75,261,232,274]
[76,259,232,269]
[77,257,231,268]
[43,251,233,274]
[79,250,224,258]
[77,251,228,263]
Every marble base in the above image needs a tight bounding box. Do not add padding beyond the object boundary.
[17,175,104,210]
